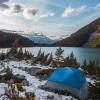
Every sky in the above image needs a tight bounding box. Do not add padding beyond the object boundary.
[0,0,100,39]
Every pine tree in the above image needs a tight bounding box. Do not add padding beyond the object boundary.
[64,52,79,67]
[18,47,23,55]
[41,53,49,65]
[54,47,64,66]
[83,59,87,67]
[38,52,45,63]
[82,59,88,73]
[45,53,53,65]
[70,52,74,58]
[37,48,41,58]
[17,47,23,59]
[87,60,96,75]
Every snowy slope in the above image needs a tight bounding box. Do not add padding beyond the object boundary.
[0,60,77,100]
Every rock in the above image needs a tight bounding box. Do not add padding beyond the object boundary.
[22,80,29,86]
[14,74,25,80]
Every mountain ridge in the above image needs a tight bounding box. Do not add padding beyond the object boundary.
[54,18,100,47]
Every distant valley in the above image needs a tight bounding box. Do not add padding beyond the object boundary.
[0,18,100,48]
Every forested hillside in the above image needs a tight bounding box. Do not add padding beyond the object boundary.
[0,30,34,48]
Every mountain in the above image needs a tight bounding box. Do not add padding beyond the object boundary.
[0,30,34,48]
[23,32,57,45]
[54,18,100,47]
[84,26,100,47]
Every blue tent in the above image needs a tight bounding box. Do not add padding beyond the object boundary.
[48,67,86,89]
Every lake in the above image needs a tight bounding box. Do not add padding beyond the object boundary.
[0,47,100,65]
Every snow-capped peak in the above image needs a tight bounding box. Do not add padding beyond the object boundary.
[23,32,57,45]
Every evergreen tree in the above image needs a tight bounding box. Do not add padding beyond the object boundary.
[64,56,70,66]
[37,48,41,58]
[70,52,74,58]
[41,53,49,65]
[83,59,87,67]
[82,59,88,73]
[18,47,23,55]
[54,47,64,66]
[69,52,77,66]
[17,47,23,59]
[64,52,79,67]
[87,60,96,75]
[38,52,45,63]
[45,53,53,65]
[35,48,42,63]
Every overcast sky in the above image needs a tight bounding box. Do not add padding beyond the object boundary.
[0,0,100,38]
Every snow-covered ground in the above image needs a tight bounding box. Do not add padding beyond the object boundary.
[0,60,78,100]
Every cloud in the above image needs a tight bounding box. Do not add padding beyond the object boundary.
[0,0,10,10]
[40,12,55,18]
[0,0,9,4]
[9,4,23,13]
[23,8,38,20]
[0,0,54,20]
[0,4,9,10]
[0,3,23,13]
[62,6,74,17]
[62,5,87,17]
[23,8,55,20]
[76,6,87,13]
[95,3,100,9]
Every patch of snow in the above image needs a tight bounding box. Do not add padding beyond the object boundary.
[0,83,8,95]
[86,78,95,85]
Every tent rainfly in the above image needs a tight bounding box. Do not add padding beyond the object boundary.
[45,67,88,100]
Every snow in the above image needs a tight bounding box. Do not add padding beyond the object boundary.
[23,33,56,45]
[86,78,95,85]
[4,60,51,70]
[0,83,7,95]
[0,60,77,100]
